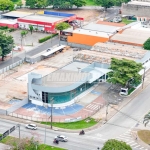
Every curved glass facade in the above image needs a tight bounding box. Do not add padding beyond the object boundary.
[41,75,106,104]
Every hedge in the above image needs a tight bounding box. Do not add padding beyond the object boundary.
[143,38,150,50]
[38,34,58,43]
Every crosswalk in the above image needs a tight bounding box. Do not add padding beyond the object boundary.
[116,130,148,150]
[85,104,100,111]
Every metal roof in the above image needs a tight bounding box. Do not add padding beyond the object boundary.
[0,19,17,24]
[2,11,33,18]
[82,23,121,34]
[20,14,68,23]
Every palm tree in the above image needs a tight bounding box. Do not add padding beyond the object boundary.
[143,112,150,126]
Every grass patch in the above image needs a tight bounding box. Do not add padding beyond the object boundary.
[41,118,98,129]
[121,18,136,25]
[0,136,65,150]
[85,0,97,6]
[138,130,150,144]
[39,144,65,150]
[128,87,135,95]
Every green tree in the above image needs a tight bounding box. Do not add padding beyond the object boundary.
[21,30,28,47]
[0,0,14,11]
[26,0,49,8]
[17,1,23,8]
[0,31,14,61]
[107,58,143,87]
[96,0,114,10]
[29,25,34,34]
[55,22,70,45]
[143,38,150,50]
[143,112,150,127]
[73,0,86,8]
[102,139,132,150]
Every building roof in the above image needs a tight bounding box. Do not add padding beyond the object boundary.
[73,28,112,37]
[96,21,126,27]
[82,23,121,34]
[2,11,33,18]
[42,69,90,87]
[0,19,17,24]
[128,1,150,6]
[111,28,150,45]
[19,14,68,24]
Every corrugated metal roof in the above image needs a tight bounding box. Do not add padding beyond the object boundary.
[0,19,17,24]
[19,14,68,23]
[83,23,120,34]
[2,11,33,18]
[96,21,125,27]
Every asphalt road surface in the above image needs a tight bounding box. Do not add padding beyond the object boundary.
[0,37,59,69]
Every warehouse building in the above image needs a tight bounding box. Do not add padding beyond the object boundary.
[17,10,82,33]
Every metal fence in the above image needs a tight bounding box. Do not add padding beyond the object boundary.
[8,104,104,123]
[0,59,24,75]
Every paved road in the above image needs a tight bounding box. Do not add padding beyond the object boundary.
[1,84,150,149]
[0,37,59,69]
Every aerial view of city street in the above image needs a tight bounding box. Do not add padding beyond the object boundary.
[0,0,150,149]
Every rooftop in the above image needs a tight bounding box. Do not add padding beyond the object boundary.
[19,14,68,23]
[0,19,17,24]
[82,23,121,34]
[96,21,126,27]
[128,1,150,6]
[2,11,33,18]
[73,28,112,37]
[111,28,150,45]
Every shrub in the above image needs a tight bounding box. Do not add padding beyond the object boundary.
[143,38,150,50]
[38,34,58,43]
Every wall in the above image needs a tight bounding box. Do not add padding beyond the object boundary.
[68,33,109,46]
[122,3,150,17]
[0,23,18,28]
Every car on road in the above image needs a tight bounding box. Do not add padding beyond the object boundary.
[54,135,68,142]
[26,124,37,130]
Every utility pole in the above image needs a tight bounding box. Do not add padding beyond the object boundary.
[142,67,146,89]
[105,103,109,122]
[50,97,54,129]
[17,124,20,140]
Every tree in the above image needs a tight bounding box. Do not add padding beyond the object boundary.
[26,0,50,8]
[17,1,23,8]
[102,139,132,150]
[143,38,150,50]
[55,22,70,45]
[29,25,34,34]
[0,0,14,11]
[73,0,86,8]
[143,112,150,126]
[21,30,28,47]
[107,58,143,87]
[96,0,114,10]
[0,31,14,61]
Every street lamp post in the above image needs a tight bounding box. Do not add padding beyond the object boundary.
[17,124,20,140]
[50,97,54,129]
[105,103,109,122]
[142,67,146,89]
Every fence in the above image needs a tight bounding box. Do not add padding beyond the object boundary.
[0,59,24,75]
[8,104,104,123]
[7,98,28,114]
[0,109,7,115]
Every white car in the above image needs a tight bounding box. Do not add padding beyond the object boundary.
[26,124,37,130]
[55,135,68,142]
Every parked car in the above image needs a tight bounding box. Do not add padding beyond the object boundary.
[26,124,37,130]
[54,135,68,142]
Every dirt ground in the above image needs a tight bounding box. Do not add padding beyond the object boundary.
[17,8,101,21]
[0,48,74,103]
